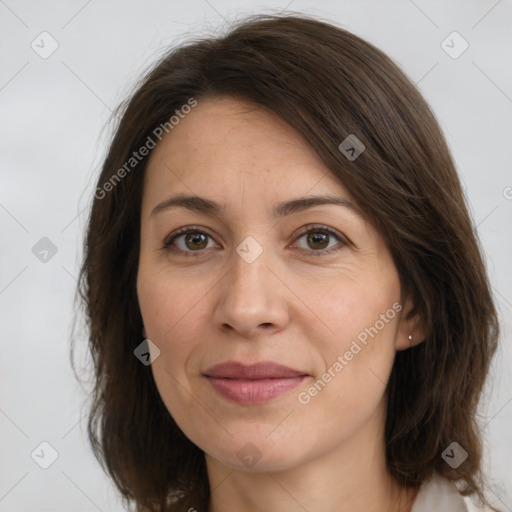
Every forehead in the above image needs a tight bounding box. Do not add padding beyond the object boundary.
[142,96,351,208]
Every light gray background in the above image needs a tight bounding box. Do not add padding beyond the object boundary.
[1,0,511,510]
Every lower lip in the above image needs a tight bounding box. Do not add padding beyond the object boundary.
[205,376,307,404]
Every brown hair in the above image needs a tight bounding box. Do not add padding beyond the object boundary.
[73,12,500,512]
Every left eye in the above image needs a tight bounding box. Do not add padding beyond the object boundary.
[163,225,346,256]
[292,226,346,255]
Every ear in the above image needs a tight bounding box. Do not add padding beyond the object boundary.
[395,295,427,351]
[142,325,147,339]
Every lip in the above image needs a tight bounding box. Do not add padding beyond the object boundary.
[203,361,309,405]
[204,361,307,379]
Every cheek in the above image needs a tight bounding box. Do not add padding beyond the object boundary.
[304,268,399,351]
[296,305,398,447]
[299,272,400,409]
[138,268,206,348]
[137,271,199,404]
[137,267,213,406]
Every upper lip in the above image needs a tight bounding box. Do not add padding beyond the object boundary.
[203,361,308,379]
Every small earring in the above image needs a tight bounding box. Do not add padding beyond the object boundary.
[408,334,413,343]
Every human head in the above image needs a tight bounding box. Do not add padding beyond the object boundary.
[75,13,499,512]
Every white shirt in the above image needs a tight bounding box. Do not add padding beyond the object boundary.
[411,473,486,512]
[170,472,487,510]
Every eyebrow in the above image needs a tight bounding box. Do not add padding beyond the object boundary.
[150,193,360,219]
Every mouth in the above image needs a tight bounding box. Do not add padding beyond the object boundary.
[203,361,309,405]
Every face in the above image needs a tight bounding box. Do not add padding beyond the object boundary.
[137,96,413,472]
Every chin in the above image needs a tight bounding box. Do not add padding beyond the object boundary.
[202,432,311,473]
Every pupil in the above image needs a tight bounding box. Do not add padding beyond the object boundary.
[186,233,207,250]
[308,232,328,249]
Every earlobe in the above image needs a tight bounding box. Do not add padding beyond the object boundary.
[395,297,427,351]
[142,326,147,339]
[396,332,425,351]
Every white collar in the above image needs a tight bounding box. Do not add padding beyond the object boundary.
[411,473,470,512]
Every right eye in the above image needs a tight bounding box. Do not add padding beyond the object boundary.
[163,226,219,256]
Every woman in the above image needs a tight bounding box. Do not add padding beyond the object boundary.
[75,13,500,512]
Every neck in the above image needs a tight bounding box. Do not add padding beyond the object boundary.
[205,405,418,512]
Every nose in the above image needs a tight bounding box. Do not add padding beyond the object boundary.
[212,244,290,339]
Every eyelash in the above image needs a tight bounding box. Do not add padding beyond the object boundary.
[162,224,348,258]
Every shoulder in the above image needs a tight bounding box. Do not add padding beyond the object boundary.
[411,473,489,512]
[465,498,495,512]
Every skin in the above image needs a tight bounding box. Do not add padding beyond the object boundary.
[137,96,425,512]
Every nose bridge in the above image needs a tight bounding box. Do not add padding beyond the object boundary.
[228,235,272,303]
[213,234,288,335]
